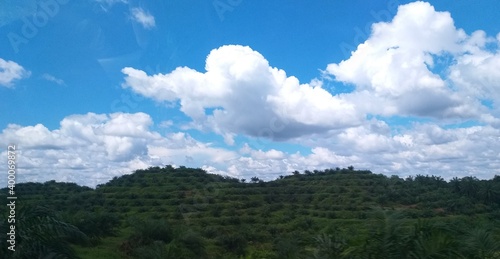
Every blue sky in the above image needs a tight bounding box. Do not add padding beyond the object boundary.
[1,0,499,187]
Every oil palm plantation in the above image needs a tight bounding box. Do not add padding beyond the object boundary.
[0,205,87,259]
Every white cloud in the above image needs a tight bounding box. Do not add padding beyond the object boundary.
[0,112,240,187]
[449,31,500,114]
[239,144,285,160]
[114,1,500,182]
[131,7,156,29]
[122,45,362,142]
[42,73,65,85]
[0,58,30,87]
[1,112,499,187]
[2,1,500,187]
[325,1,485,119]
[286,119,500,180]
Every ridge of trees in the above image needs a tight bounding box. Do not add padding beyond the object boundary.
[1,166,499,258]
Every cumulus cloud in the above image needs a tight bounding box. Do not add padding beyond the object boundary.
[2,1,500,187]
[198,120,498,181]
[0,58,30,87]
[449,31,500,114]
[325,1,495,120]
[113,1,499,182]
[240,144,285,160]
[131,7,156,29]
[122,1,500,143]
[0,112,242,187]
[122,45,362,142]
[1,112,499,187]
[291,119,500,179]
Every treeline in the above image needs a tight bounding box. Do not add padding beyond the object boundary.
[0,166,499,258]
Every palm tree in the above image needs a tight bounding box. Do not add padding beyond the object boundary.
[462,226,500,259]
[0,205,88,259]
[311,233,347,259]
[450,177,461,193]
[343,211,411,259]
[460,176,479,198]
[478,181,500,204]
[409,220,462,259]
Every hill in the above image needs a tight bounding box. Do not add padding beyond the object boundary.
[1,166,499,258]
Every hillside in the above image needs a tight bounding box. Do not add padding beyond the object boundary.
[1,166,500,258]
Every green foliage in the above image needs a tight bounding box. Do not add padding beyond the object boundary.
[0,205,88,259]
[215,232,247,256]
[173,230,207,258]
[132,241,172,259]
[2,166,499,258]
[129,218,174,244]
[461,225,500,259]
[274,234,306,259]
[119,218,174,256]
[66,211,120,241]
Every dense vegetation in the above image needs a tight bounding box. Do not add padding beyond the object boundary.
[1,166,499,258]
